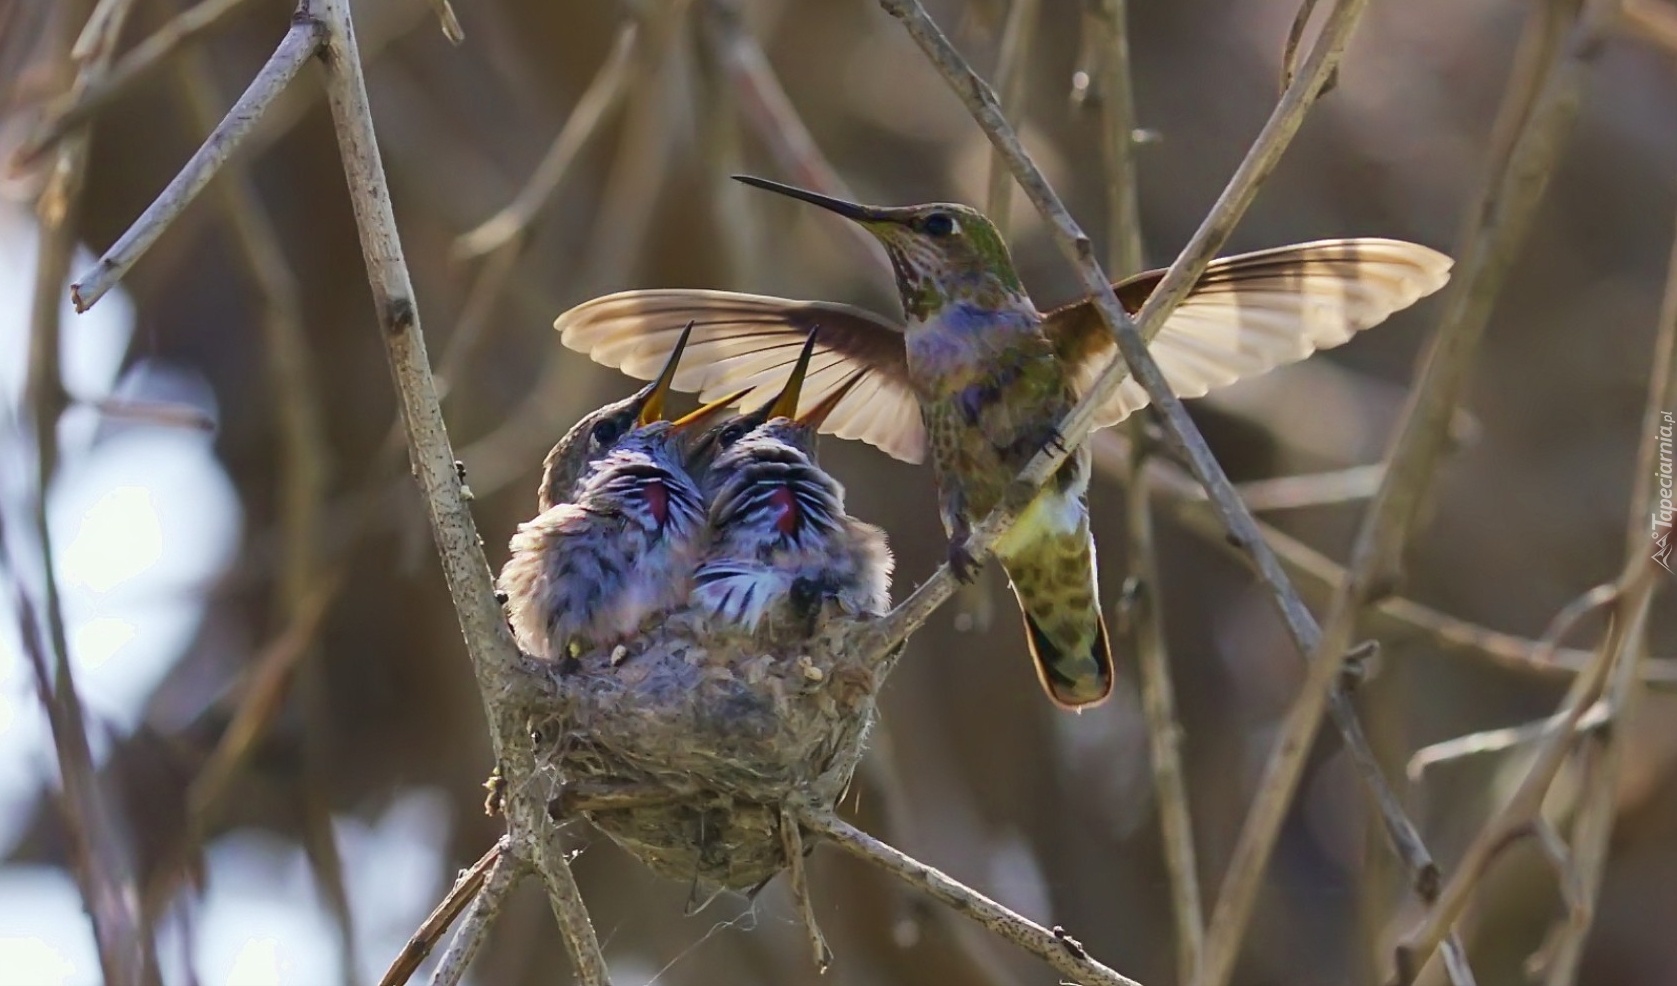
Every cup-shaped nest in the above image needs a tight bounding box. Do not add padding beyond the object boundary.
[535,609,885,894]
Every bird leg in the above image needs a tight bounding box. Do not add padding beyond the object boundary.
[946,514,982,585]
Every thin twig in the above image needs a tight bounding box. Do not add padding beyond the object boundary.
[1199,0,1597,975]
[24,1,150,979]
[380,838,509,986]
[778,805,832,973]
[1090,0,1144,275]
[1617,0,1677,55]
[68,14,327,312]
[700,0,884,270]
[1405,701,1609,782]
[428,845,523,986]
[802,809,1146,986]
[452,22,638,260]
[858,8,1459,984]
[1123,439,1205,982]
[1093,433,1677,687]
[378,840,504,986]
[427,0,464,45]
[1089,0,1199,972]
[1532,141,1677,986]
[984,0,1040,239]
[1233,464,1386,512]
[14,0,260,165]
[1393,592,1629,982]
[304,0,611,981]
[186,573,343,821]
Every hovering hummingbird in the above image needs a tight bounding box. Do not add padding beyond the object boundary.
[690,331,893,641]
[554,177,1453,709]
[499,327,741,660]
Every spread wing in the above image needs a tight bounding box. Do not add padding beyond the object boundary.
[555,290,927,464]
[1047,238,1454,427]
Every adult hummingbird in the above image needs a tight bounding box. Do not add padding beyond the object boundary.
[499,328,741,660]
[554,177,1453,709]
[690,331,893,641]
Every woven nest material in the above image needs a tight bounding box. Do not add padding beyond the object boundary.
[533,609,885,894]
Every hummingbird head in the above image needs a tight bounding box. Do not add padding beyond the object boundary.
[541,321,740,510]
[699,331,851,541]
[733,176,1030,324]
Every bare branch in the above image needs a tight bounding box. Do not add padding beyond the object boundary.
[428,847,524,986]
[1531,106,1677,986]
[856,6,1467,984]
[803,810,1146,986]
[779,805,833,973]
[1089,0,1144,274]
[15,0,261,165]
[69,15,326,311]
[1093,433,1677,687]
[1617,0,1677,55]
[1089,2,1197,972]
[452,23,638,260]
[984,0,1040,239]
[1393,594,1626,982]
[303,0,612,980]
[21,1,151,978]
[427,0,464,45]
[700,0,884,269]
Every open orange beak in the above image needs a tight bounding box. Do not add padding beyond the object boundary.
[633,320,696,426]
[669,387,752,434]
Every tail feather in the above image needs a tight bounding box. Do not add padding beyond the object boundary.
[1000,533,1115,711]
[1020,605,1114,710]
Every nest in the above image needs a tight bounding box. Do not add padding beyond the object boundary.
[532,609,885,895]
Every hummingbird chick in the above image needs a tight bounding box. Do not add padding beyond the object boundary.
[691,332,892,642]
[556,177,1453,709]
[499,325,739,661]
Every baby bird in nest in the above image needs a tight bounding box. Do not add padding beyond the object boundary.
[689,331,893,644]
[499,325,740,660]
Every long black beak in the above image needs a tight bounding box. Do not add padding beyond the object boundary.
[732,175,887,224]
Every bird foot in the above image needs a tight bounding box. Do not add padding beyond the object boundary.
[947,539,981,584]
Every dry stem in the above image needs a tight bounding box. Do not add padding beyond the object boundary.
[301,0,612,979]
[1530,129,1677,986]
[983,0,1040,239]
[452,22,639,260]
[15,0,260,165]
[1089,1,1200,974]
[23,1,150,979]
[862,5,1464,984]
[803,809,1145,986]
[69,15,323,311]
[427,846,524,986]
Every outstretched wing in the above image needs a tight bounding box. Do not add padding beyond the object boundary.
[555,290,928,464]
[1046,238,1454,426]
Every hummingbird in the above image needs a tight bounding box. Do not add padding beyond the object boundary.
[499,327,742,661]
[536,322,713,512]
[553,177,1453,709]
[689,330,893,641]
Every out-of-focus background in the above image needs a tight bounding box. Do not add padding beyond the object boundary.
[2,0,1674,983]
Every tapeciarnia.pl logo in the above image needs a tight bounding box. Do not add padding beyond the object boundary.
[1655,410,1674,574]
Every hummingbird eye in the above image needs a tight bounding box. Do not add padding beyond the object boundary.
[921,212,956,237]
[718,421,751,447]
[589,416,624,451]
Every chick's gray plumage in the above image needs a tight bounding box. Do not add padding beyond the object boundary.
[500,423,708,659]
[692,419,891,639]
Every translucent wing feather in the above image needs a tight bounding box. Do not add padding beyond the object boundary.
[1048,238,1454,426]
[556,290,928,463]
